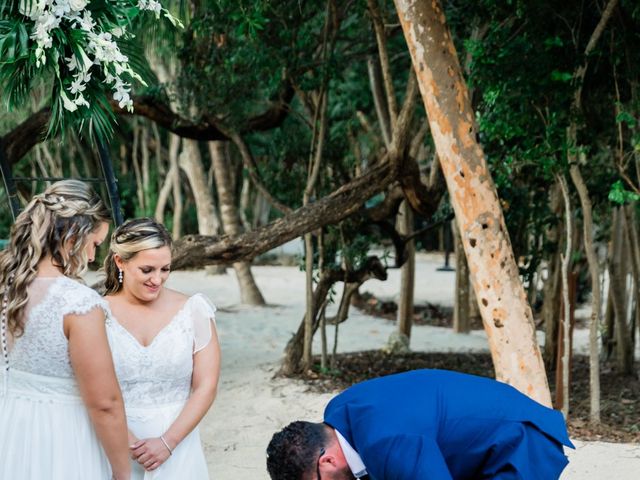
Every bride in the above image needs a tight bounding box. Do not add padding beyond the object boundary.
[0,180,130,479]
[103,218,221,479]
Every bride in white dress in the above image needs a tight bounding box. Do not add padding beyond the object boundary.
[103,218,221,479]
[0,180,131,480]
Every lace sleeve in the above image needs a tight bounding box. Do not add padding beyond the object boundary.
[190,294,217,353]
[61,282,109,319]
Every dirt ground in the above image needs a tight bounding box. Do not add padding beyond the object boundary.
[294,296,640,443]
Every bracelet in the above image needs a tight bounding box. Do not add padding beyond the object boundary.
[160,435,173,455]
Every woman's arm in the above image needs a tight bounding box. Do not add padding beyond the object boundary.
[131,325,221,471]
[66,308,131,480]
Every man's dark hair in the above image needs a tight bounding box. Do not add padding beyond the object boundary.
[266,421,328,479]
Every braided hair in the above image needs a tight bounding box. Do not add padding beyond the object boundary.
[103,217,172,295]
[0,180,111,337]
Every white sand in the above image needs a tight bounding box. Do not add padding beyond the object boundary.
[155,253,639,479]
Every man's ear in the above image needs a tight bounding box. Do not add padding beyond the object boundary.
[320,449,341,469]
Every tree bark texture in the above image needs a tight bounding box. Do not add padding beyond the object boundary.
[453,220,471,333]
[556,174,573,417]
[397,200,415,339]
[180,140,222,236]
[608,208,634,374]
[209,141,265,305]
[171,161,396,269]
[394,0,551,405]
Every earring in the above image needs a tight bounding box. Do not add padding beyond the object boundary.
[118,269,123,284]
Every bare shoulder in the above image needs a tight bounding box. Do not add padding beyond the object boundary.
[163,287,189,307]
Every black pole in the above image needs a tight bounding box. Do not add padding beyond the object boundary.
[0,138,20,221]
[96,139,123,226]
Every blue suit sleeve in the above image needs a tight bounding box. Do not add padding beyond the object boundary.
[363,435,453,480]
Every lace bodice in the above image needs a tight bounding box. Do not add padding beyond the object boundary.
[7,277,109,378]
[107,293,217,409]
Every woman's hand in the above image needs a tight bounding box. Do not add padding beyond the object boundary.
[130,437,172,471]
[128,432,139,460]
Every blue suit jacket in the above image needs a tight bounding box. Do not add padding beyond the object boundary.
[323,370,573,480]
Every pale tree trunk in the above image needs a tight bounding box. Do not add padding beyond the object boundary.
[252,192,271,229]
[367,56,391,148]
[566,0,619,423]
[180,140,222,236]
[397,200,415,340]
[141,123,151,215]
[569,161,603,420]
[302,88,328,369]
[170,135,183,239]
[180,139,224,274]
[453,219,471,333]
[209,141,265,305]
[394,0,551,405]
[131,121,146,213]
[154,134,177,225]
[239,175,252,232]
[557,174,573,418]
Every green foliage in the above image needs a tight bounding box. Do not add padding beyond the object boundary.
[608,181,640,205]
[0,0,177,142]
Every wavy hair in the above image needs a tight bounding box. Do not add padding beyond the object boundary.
[0,180,111,337]
[103,217,172,295]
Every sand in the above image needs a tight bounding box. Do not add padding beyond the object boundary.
[156,252,640,479]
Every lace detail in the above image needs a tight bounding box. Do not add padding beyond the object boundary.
[8,277,109,378]
[107,294,217,408]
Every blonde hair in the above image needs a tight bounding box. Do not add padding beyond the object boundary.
[0,180,111,337]
[103,218,172,295]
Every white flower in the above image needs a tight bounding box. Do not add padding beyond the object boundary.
[60,89,78,112]
[52,0,71,18]
[73,94,90,108]
[68,0,88,12]
[78,11,95,31]
[69,77,86,94]
[18,0,47,19]
[113,85,133,111]
[66,55,78,71]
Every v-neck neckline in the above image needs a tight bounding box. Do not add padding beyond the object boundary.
[110,295,194,349]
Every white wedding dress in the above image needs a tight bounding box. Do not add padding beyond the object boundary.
[107,293,217,480]
[0,277,112,479]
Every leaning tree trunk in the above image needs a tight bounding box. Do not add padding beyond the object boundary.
[209,141,265,305]
[180,139,224,276]
[394,0,551,405]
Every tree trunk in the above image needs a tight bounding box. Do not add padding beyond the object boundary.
[397,200,415,340]
[180,139,223,274]
[556,174,573,417]
[624,204,640,355]
[608,207,634,374]
[565,0,619,423]
[208,141,265,305]
[394,0,551,405]
[155,133,177,226]
[543,247,562,369]
[453,219,470,333]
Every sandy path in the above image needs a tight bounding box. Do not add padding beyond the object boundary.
[158,253,639,479]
